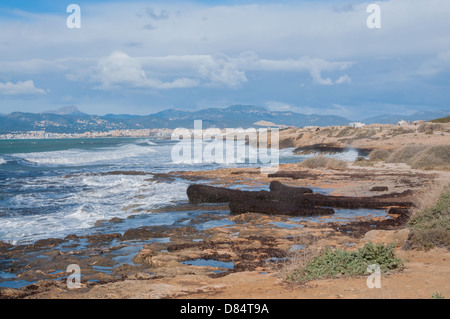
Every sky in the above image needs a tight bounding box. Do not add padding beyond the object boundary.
[0,0,449,120]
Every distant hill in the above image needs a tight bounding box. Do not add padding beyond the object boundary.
[363,110,450,124]
[151,105,350,128]
[42,106,88,117]
[431,116,450,123]
[0,105,352,134]
[3,104,448,134]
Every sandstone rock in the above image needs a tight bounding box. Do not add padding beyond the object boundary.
[362,229,410,246]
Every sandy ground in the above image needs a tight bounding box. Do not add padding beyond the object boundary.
[277,123,450,150]
[20,248,449,299]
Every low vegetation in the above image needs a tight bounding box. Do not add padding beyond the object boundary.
[431,116,450,124]
[407,183,450,250]
[408,146,450,170]
[335,126,356,137]
[360,145,450,171]
[386,145,428,163]
[369,149,391,161]
[417,123,444,134]
[285,242,403,284]
[300,156,348,170]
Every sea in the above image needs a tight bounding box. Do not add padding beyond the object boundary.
[0,137,361,246]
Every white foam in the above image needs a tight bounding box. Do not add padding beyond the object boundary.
[0,173,189,245]
[13,144,156,166]
[328,149,359,162]
[136,139,157,145]
[0,158,6,165]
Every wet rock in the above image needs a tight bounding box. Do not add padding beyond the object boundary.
[187,184,271,204]
[109,217,124,224]
[229,199,334,216]
[370,186,389,192]
[122,225,198,241]
[269,180,313,195]
[187,182,414,212]
[17,270,51,282]
[64,234,79,241]
[122,228,154,240]
[0,241,13,250]
[293,144,372,156]
[83,233,122,243]
[302,193,414,209]
[33,238,65,248]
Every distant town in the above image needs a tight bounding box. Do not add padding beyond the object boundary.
[0,128,173,140]
[0,119,426,140]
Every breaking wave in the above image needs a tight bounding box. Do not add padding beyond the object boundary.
[13,143,156,166]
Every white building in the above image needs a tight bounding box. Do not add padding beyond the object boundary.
[349,122,366,128]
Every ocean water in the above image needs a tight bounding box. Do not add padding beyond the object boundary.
[0,138,362,245]
[0,138,324,245]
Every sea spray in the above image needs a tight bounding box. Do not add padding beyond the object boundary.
[14,143,156,166]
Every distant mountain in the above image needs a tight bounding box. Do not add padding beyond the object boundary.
[0,104,351,134]
[363,110,450,124]
[42,106,88,117]
[152,105,351,128]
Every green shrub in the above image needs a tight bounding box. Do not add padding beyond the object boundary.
[431,292,445,299]
[407,184,450,250]
[286,242,403,283]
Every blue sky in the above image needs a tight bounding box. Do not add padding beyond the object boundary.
[0,0,449,120]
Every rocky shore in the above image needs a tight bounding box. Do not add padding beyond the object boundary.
[1,155,448,299]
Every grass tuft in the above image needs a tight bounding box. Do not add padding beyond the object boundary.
[386,145,428,163]
[300,156,347,170]
[407,183,450,250]
[369,149,391,161]
[409,145,450,170]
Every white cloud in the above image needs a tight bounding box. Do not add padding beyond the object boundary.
[64,51,352,90]
[92,51,199,90]
[416,50,450,76]
[336,74,352,84]
[197,54,248,88]
[0,80,46,95]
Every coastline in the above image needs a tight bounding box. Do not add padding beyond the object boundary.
[1,160,449,299]
[1,124,449,299]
